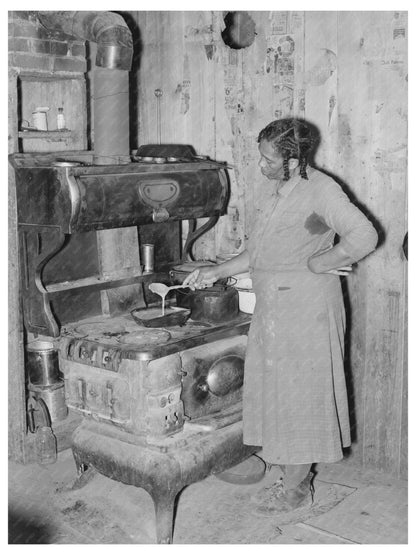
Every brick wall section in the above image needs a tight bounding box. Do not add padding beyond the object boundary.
[8,11,87,74]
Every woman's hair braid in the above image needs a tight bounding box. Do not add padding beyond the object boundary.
[282,156,290,181]
[299,158,308,180]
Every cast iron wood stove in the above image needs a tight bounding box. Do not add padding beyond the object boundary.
[12,147,256,543]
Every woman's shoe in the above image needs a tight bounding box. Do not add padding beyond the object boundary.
[251,472,314,515]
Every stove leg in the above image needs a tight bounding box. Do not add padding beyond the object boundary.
[151,488,178,544]
[71,465,97,490]
[71,451,97,489]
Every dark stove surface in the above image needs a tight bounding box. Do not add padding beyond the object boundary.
[61,310,251,362]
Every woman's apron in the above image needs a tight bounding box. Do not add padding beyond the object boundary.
[243,179,351,465]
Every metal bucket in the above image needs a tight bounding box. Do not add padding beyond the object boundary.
[29,381,68,422]
[26,341,62,386]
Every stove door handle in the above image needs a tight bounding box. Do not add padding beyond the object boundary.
[152,207,170,222]
[77,378,86,408]
[106,383,115,418]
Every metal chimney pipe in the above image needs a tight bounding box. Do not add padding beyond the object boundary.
[90,44,131,165]
[38,11,133,164]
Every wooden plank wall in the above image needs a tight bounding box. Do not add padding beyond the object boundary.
[133,10,407,478]
[336,12,408,478]
[8,68,31,463]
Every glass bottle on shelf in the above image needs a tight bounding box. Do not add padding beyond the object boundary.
[57,107,66,130]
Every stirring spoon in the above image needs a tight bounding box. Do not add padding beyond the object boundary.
[149,283,190,316]
[149,283,190,296]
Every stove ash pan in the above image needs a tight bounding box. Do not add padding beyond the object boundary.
[59,335,247,443]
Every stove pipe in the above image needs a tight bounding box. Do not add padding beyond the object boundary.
[38,11,133,164]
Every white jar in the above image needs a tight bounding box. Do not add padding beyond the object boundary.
[32,108,48,130]
[236,288,256,314]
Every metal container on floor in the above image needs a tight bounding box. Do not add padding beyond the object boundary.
[26,341,67,422]
[28,382,68,423]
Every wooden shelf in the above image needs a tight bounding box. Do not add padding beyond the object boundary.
[18,130,73,140]
[45,271,168,296]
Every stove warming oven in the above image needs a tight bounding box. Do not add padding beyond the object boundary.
[12,148,257,543]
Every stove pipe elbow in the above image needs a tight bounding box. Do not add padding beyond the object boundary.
[38,11,133,70]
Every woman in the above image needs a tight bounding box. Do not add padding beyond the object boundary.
[183,118,378,514]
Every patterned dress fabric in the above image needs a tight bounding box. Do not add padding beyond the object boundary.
[243,168,378,464]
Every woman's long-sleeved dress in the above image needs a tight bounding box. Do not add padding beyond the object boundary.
[243,168,378,465]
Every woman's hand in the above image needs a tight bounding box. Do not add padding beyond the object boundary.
[182,252,250,290]
[182,266,220,290]
[322,266,353,276]
[307,244,354,275]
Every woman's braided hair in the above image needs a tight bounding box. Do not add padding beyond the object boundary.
[257,118,318,181]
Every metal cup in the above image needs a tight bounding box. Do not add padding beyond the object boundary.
[141,244,154,273]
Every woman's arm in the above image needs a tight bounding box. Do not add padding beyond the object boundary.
[183,250,249,289]
[308,177,378,274]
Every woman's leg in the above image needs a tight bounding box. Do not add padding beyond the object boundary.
[282,463,312,489]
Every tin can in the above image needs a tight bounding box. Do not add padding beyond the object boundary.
[141,244,154,273]
[26,341,62,386]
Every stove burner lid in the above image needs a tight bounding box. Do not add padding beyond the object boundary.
[73,320,127,338]
[117,329,171,346]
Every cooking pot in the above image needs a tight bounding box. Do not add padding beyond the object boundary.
[176,283,239,324]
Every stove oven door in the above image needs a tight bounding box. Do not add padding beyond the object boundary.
[62,364,131,426]
[179,335,246,424]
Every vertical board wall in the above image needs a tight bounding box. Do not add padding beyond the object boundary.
[133,10,407,478]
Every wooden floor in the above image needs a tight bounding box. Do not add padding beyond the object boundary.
[8,449,407,544]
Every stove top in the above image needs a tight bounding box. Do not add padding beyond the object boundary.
[60,311,251,366]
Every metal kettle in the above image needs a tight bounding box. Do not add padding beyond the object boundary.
[175,284,239,324]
